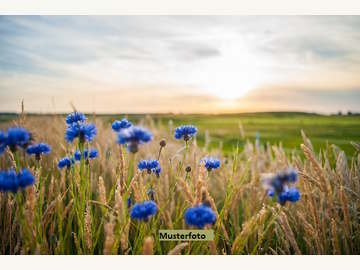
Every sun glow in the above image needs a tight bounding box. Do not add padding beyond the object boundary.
[207,71,261,100]
[196,39,269,100]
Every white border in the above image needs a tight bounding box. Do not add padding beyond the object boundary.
[0,255,359,270]
[1,0,360,267]
[1,0,360,14]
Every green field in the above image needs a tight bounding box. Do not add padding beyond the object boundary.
[102,112,359,156]
[1,112,359,156]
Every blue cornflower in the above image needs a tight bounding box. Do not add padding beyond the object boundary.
[184,204,217,229]
[278,190,288,205]
[74,148,98,161]
[112,118,132,132]
[0,169,35,193]
[0,131,6,154]
[286,187,301,202]
[65,123,97,143]
[286,168,299,183]
[6,127,31,151]
[17,169,36,188]
[137,159,161,175]
[174,125,197,141]
[117,126,152,153]
[202,157,221,171]
[0,169,18,192]
[66,112,86,125]
[130,200,157,221]
[262,168,300,205]
[58,157,75,169]
[277,186,300,204]
[26,143,51,160]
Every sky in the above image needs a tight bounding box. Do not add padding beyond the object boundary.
[0,16,360,114]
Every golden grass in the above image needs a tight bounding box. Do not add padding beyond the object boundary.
[0,114,359,254]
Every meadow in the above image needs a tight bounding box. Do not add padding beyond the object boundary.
[3,112,359,155]
[0,111,359,254]
[106,112,360,156]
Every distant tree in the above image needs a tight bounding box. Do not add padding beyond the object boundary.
[348,111,353,116]
[338,111,342,116]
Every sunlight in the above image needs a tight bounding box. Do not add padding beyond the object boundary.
[198,38,268,100]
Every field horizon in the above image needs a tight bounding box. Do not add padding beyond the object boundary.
[2,111,358,156]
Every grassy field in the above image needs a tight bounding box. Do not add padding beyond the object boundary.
[101,112,360,156]
[2,112,359,156]
[1,112,359,255]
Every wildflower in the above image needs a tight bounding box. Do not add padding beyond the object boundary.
[17,169,36,188]
[5,127,31,151]
[65,112,86,125]
[58,157,75,169]
[112,118,132,132]
[174,125,197,141]
[185,166,192,173]
[74,148,99,161]
[0,169,18,192]
[262,168,300,205]
[269,186,300,204]
[137,159,161,176]
[184,204,217,229]
[65,123,97,143]
[285,187,301,202]
[0,131,6,154]
[26,143,51,160]
[130,200,157,221]
[0,168,35,192]
[202,157,221,171]
[117,126,152,153]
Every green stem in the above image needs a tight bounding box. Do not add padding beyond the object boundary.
[127,153,136,186]
[35,160,44,252]
[178,140,189,174]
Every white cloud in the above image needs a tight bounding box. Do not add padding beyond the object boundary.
[0,16,360,113]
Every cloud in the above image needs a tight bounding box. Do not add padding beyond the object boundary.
[238,85,360,113]
[168,41,221,60]
[0,16,360,113]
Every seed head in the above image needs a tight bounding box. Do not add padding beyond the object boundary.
[159,139,166,147]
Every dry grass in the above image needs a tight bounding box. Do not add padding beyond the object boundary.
[0,114,359,254]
